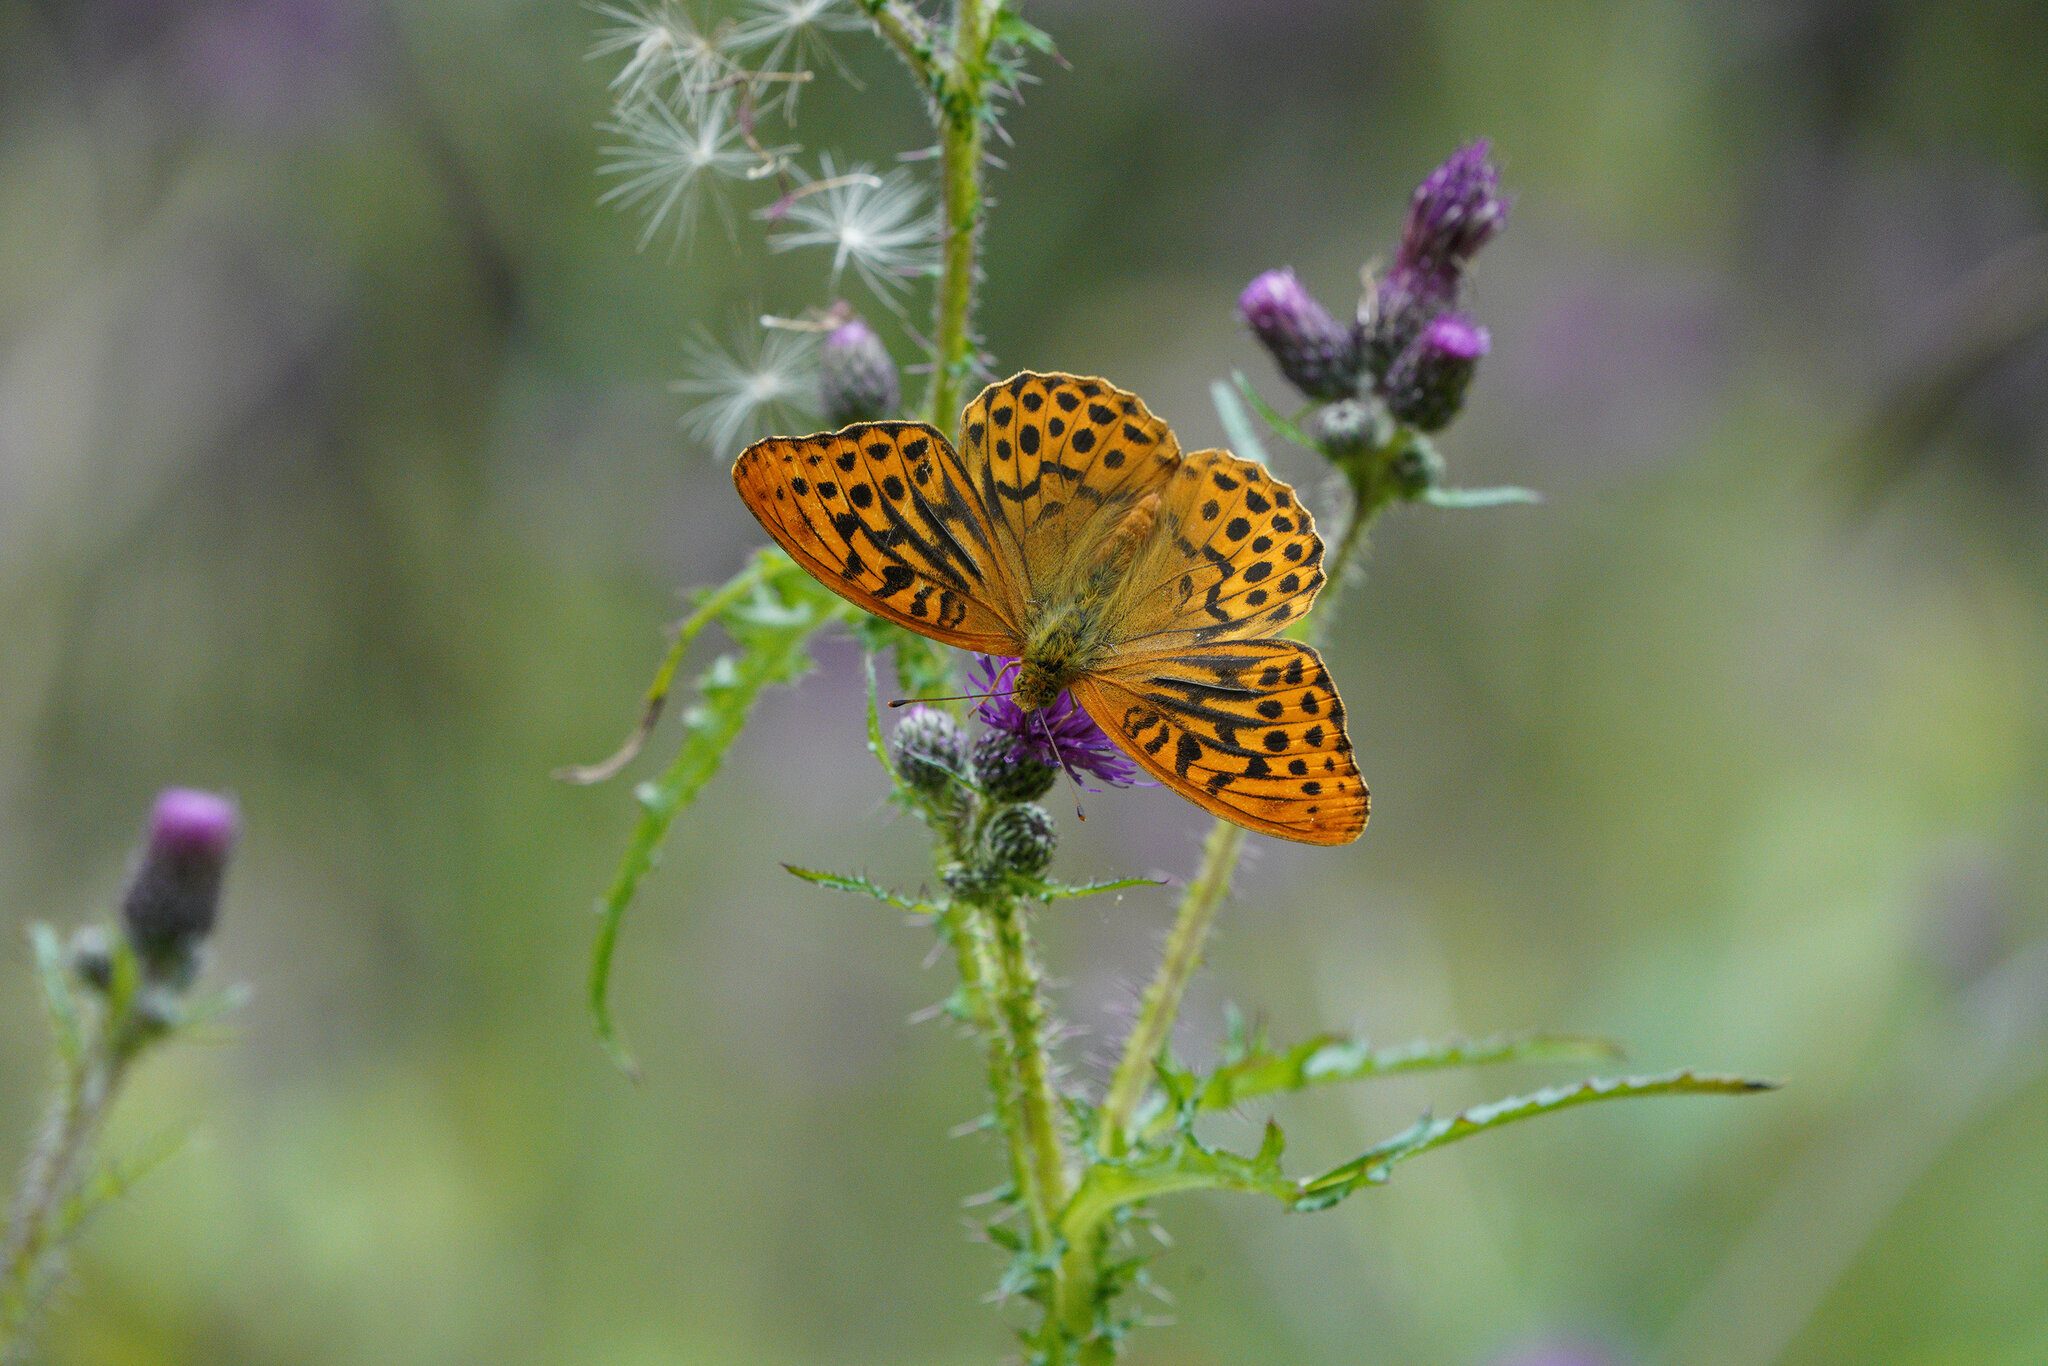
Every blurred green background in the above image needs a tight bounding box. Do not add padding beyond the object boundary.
[4,1,2046,1362]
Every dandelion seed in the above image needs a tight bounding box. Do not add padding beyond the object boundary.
[597,92,770,250]
[729,0,864,109]
[763,156,937,300]
[671,324,818,455]
[588,2,734,112]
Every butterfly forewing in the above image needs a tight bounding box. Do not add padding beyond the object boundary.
[734,423,1025,651]
[1072,640,1368,845]
[959,373,1182,599]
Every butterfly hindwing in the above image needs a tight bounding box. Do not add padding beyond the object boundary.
[1106,448,1328,654]
[734,423,1025,651]
[959,373,1182,599]
[1072,640,1367,845]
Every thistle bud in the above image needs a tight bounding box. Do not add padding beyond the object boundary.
[1397,140,1510,276]
[1311,398,1377,457]
[68,925,115,993]
[1383,313,1489,433]
[1238,269,1362,401]
[818,314,899,426]
[984,803,1056,876]
[972,731,1057,803]
[1365,140,1510,378]
[121,788,237,983]
[893,707,966,800]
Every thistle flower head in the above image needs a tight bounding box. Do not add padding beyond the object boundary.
[1365,140,1510,379]
[818,310,900,424]
[1238,268,1363,401]
[764,157,937,301]
[970,656,1144,791]
[122,788,238,981]
[672,323,817,455]
[1397,139,1511,275]
[1383,312,1489,433]
[598,92,775,251]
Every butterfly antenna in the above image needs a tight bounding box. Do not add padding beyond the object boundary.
[1035,710,1087,823]
[889,659,1022,709]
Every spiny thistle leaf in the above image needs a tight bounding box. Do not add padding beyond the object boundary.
[1292,1070,1779,1212]
[28,925,83,1072]
[588,548,852,1077]
[1025,876,1167,903]
[782,864,930,916]
[1209,379,1272,469]
[1230,370,1327,452]
[1066,1069,1775,1237]
[1423,485,1543,509]
[556,552,779,784]
[1195,1029,1625,1112]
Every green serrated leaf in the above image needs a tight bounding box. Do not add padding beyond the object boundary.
[1195,1029,1625,1112]
[1025,876,1166,903]
[56,1128,191,1243]
[1231,371,1328,452]
[1210,379,1272,468]
[1292,1069,1778,1211]
[1423,485,1544,509]
[587,549,851,1077]
[1069,1069,1774,1235]
[782,864,929,916]
[555,553,775,784]
[991,7,1060,56]
[29,924,84,1070]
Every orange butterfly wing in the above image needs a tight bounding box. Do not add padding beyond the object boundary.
[733,421,1026,652]
[958,372,1183,600]
[1103,447,1329,656]
[1071,640,1368,845]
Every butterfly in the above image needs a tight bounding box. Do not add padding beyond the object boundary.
[732,372,1368,844]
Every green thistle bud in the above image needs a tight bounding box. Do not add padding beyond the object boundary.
[1390,436,1447,500]
[818,314,900,426]
[68,925,115,993]
[1312,399,1376,457]
[984,803,1056,876]
[942,860,1003,904]
[972,732,1057,803]
[893,707,966,800]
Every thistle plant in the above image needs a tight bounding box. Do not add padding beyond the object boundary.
[2,790,245,1363]
[570,7,1774,1360]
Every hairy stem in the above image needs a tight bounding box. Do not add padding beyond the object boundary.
[926,0,994,433]
[986,897,1069,1259]
[1097,469,1394,1154]
[2,1049,122,1357]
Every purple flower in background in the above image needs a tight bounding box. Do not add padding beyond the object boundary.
[1238,268,1364,401]
[1367,141,1511,377]
[1383,311,1490,432]
[121,788,239,976]
[971,656,1145,790]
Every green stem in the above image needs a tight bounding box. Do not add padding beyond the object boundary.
[925,0,994,433]
[1,1045,124,1358]
[985,897,1069,1258]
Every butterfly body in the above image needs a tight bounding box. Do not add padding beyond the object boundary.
[733,372,1369,844]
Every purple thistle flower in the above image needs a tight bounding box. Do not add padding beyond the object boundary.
[1238,268,1364,401]
[1398,139,1511,275]
[818,311,899,425]
[970,656,1146,791]
[1383,312,1490,432]
[1366,140,1510,379]
[122,788,238,975]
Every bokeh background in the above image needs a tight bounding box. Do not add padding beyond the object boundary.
[4,1,2047,1363]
